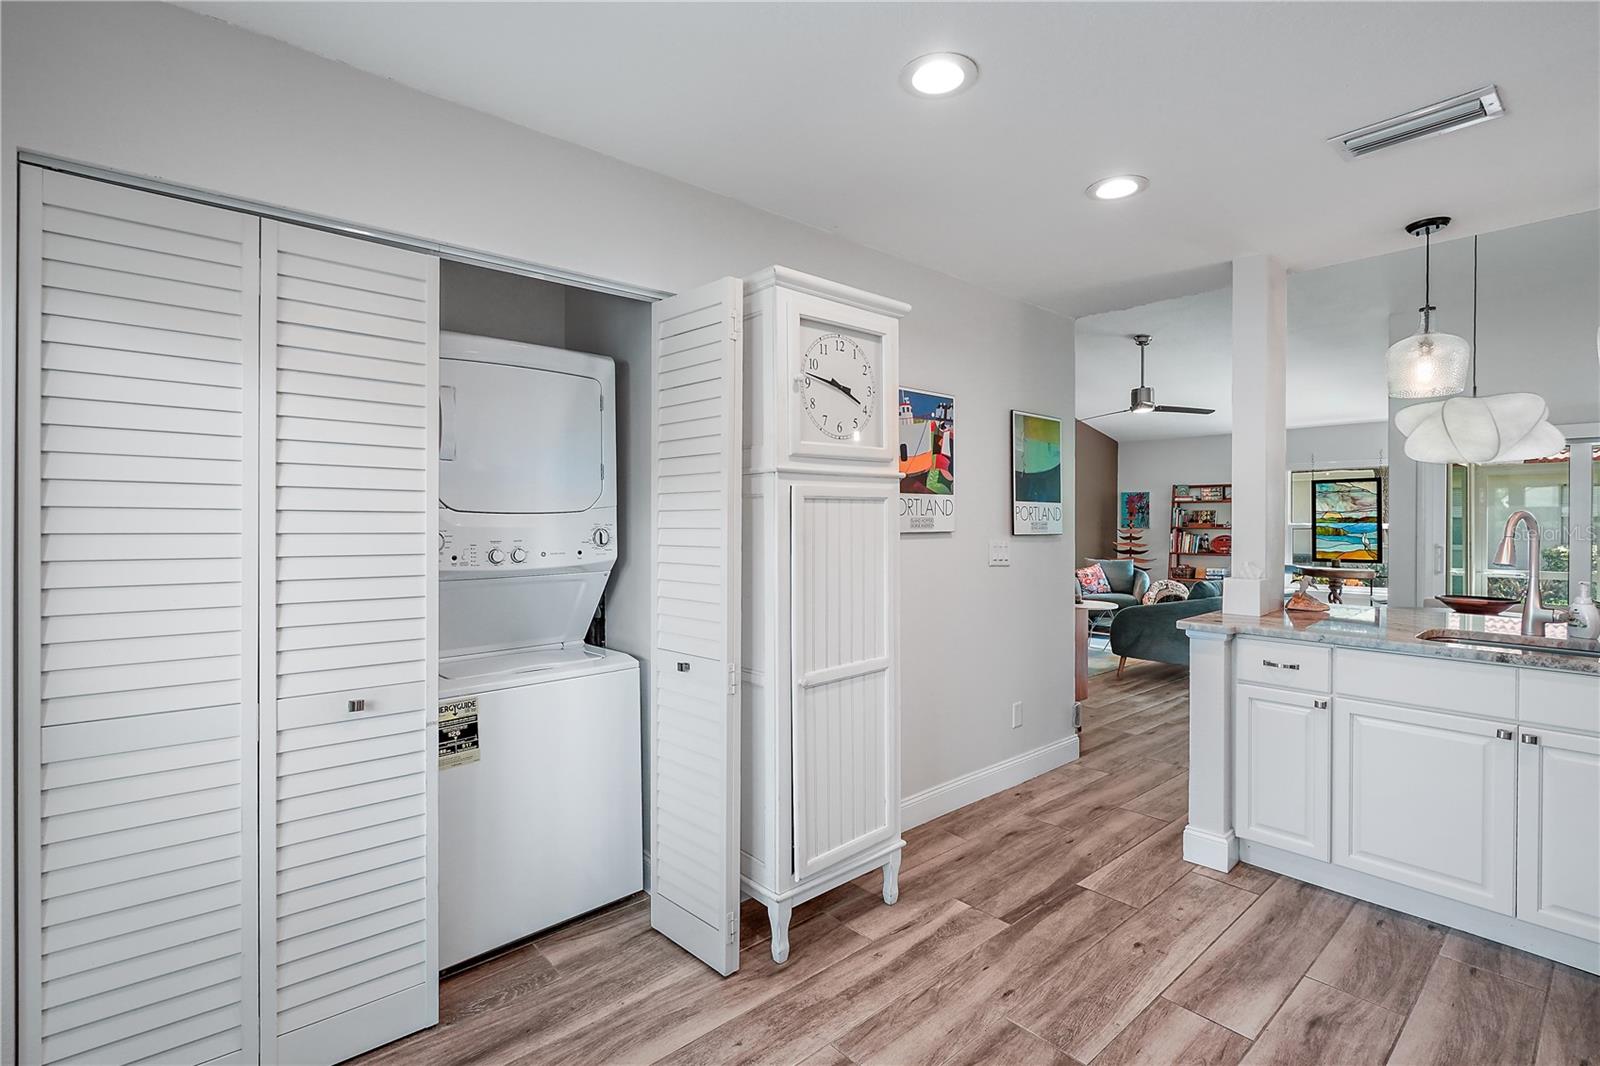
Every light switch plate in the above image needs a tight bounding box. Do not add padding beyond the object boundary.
[988,539,1011,567]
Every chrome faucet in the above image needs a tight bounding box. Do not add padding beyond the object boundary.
[1492,510,1563,636]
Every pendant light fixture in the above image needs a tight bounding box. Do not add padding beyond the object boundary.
[1386,217,1471,398]
[1395,235,1564,464]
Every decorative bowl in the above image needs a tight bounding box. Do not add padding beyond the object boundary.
[1436,594,1520,616]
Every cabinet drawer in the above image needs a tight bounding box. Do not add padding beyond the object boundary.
[1519,669,1600,735]
[1236,638,1331,692]
[1336,648,1515,721]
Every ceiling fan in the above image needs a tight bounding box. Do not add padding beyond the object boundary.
[1085,334,1216,419]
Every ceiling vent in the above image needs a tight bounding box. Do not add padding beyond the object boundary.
[1330,85,1505,159]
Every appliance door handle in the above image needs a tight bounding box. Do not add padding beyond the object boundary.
[439,385,457,461]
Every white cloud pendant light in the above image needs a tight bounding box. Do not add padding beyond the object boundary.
[1396,393,1566,464]
[1387,217,1470,399]
[1395,235,1563,465]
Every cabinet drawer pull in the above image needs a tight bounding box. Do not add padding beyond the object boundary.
[347,698,366,713]
[1496,728,1514,740]
[1261,658,1301,671]
[1313,698,1329,710]
[1522,733,1540,745]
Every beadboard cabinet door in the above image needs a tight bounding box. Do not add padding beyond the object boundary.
[259,222,439,1065]
[17,166,263,1066]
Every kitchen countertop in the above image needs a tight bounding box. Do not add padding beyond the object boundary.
[1179,605,1600,676]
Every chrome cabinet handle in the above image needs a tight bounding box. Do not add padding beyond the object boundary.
[347,698,367,713]
[1262,659,1301,671]
[1522,733,1540,745]
[1496,728,1514,740]
[1313,698,1329,710]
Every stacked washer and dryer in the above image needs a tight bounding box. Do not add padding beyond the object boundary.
[436,331,643,970]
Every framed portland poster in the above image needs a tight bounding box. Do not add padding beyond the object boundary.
[898,387,955,532]
[1011,410,1063,535]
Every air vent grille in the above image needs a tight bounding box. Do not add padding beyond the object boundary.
[1331,85,1505,158]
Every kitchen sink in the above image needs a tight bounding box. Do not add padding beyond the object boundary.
[1418,629,1600,658]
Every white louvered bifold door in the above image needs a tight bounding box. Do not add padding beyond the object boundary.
[648,278,745,976]
[17,167,262,1066]
[260,221,439,1065]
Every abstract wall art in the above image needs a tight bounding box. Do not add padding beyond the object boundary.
[898,388,955,533]
[1011,410,1063,535]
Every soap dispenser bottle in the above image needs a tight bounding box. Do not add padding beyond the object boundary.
[1569,581,1600,639]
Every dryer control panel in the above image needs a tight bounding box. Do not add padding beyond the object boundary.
[440,508,617,573]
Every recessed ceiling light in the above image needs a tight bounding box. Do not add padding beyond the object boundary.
[1086,175,1149,201]
[901,53,978,97]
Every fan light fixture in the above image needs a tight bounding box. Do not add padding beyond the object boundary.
[1083,335,1215,420]
[1387,217,1471,399]
[1395,236,1564,465]
[901,53,978,97]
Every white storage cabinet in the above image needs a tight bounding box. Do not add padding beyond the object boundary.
[15,166,440,1066]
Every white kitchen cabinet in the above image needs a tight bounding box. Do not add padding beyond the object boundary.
[1517,727,1600,941]
[1233,684,1330,860]
[16,167,438,1065]
[1333,697,1517,915]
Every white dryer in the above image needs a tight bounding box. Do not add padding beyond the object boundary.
[437,332,642,970]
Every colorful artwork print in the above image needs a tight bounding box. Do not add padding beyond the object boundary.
[1011,410,1063,535]
[1120,491,1150,530]
[898,388,955,533]
[1313,477,1383,563]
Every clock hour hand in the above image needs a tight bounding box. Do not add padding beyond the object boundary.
[806,373,861,406]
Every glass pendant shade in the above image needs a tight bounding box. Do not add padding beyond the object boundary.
[1386,309,1471,398]
[1395,393,1565,464]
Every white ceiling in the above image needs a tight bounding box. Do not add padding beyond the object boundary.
[185,2,1598,317]
[1076,210,1600,440]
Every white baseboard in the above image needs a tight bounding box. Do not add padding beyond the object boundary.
[1182,825,1237,871]
[900,734,1080,830]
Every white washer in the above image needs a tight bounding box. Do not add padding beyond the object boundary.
[437,648,641,970]
[437,332,642,970]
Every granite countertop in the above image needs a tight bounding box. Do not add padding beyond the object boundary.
[1179,605,1600,676]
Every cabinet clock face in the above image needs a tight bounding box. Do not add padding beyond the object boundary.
[800,331,877,442]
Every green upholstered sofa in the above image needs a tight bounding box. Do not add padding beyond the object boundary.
[1074,559,1151,612]
[1109,580,1222,676]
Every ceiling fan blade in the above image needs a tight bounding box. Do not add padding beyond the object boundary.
[1152,404,1216,415]
[1083,408,1133,420]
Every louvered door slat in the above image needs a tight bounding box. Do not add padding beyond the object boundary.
[261,221,438,1066]
[648,278,744,975]
[18,166,260,1066]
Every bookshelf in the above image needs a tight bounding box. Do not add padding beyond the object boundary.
[1169,483,1232,584]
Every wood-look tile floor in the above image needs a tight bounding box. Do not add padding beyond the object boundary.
[354,662,1599,1066]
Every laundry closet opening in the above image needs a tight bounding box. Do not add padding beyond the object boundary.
[434,259,654,973]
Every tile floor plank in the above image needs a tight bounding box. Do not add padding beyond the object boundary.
[1386,954,1546,1066]
[1534,965,1600,1066]
[1092,998,1251,1066]
[1119,771,1189,822]
[1076,817,1192,908]
[1304,902,1444,1014]
[1191,862,1277,895]
[1006,872,1255,1063]
[1439,929,1555,991]
[1236,977,1403,1066]
[1027,759,1185,828]
[1163,877,1353,1039]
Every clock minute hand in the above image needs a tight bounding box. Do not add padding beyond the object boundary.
[808,373,861,406]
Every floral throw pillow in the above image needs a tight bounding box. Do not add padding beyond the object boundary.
[1076,563,1112,595]
[1144,579,1191,604]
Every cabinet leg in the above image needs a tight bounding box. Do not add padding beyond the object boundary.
[883,851,901,906]
[766,900,792,964]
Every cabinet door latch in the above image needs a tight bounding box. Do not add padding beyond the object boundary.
[1495,728,1514,741]
[1521,733,1540,745]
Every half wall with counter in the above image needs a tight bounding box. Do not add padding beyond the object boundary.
[1180,605,1600,974]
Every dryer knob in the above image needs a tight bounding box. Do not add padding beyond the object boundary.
[438,532,446,552]
[592,528,611,548]
[486,547,505,565]
[509,546,528,564]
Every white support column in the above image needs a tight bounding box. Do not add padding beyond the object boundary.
[1184,631,1236,870]
[1224,255,1289,617]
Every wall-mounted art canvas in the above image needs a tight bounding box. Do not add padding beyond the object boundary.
[1011,410,1063,535]
[1313,477,1383,563]
[1120,491,1151,530]
[898,388,955,533]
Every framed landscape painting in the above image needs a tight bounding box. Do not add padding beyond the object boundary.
[1011,410,1063,535]
[898,388,955,532]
